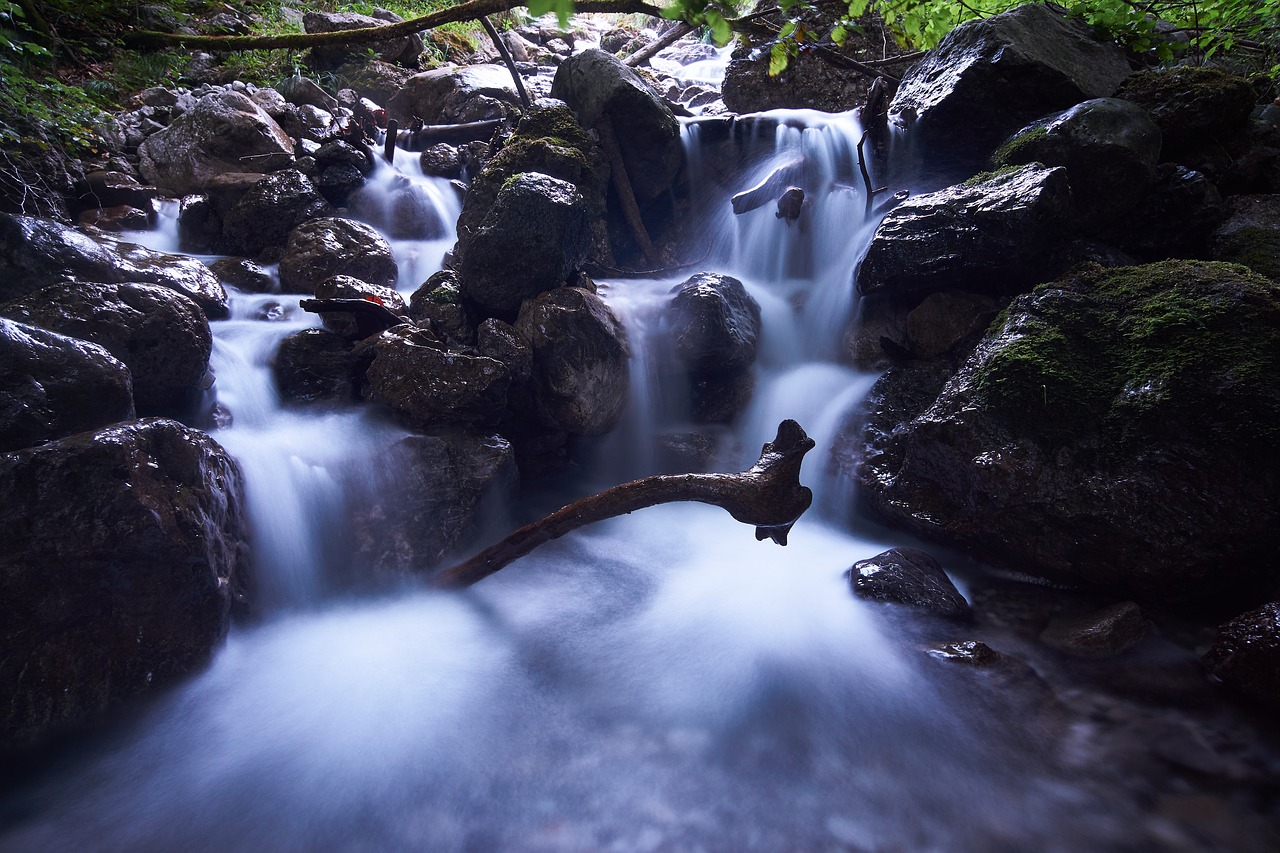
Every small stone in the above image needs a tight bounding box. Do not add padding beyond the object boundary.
[847,547,971,618]
[1039,601,1147,659]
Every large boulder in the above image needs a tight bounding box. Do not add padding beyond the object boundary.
[272,328,366,405]
[852,261,1280,609]
[364,324,511,427]
[0,214,229,319]
[218,169,333,257]
[856,164,1074,298]
[1116,65,1257,152]
[277,217,398,294]
[889,3,1131,170]
[387,64,522,125]
[1203,602,1280,710]
[458,173,591,315]
[303,10,424,69]
[993,98,1161,230]
[514,287,629,436]
[1,281,212,416]
[138,90,295,196]
[667,272,762,423]
[1210,194,1280,281]
[0,418,248,753]
[0,318,135,452]
[551,48,683,203]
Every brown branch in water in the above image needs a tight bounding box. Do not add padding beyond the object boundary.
[597,115,662,268]
[435,419,816,588]
[480,15,531,110]
[624,21,695,68]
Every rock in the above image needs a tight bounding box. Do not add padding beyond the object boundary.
[137,90,295,196]
[847,546,971,618]
[364,324,510,427]
[853,260,1280,608]
[277,217,398,294]
[856,164,1074,298]
[1211,194,1280,281]
[889,3,1131,170]
[0,213,229,319]
[551,49,683,203]
[476,317,532,384]
[207,257,276,293]
[78,205,152,232]
[993,98,1162,230]
[1203,602,1280,710]
[72,170,158,215]
[304,10,423,69]
[217,169,333,257]
[354,430,515,574]
[278,74,341,113]
[2,281,212,416]
[0,418,247,752]
[311,274,408,339]
[408,269,474,344]
[314,139,374,176]
[668,272,762,374]
[347,175,448,241]
[419,143,463,178]
[1113,165,1226,261]
[905,290,999,359]
[387,65,522,126]
[1039,601,1147,658]
[514,287,629,436]
[0,318,135,452]
[273,328,366,404]
[332,60,416,110]
[1116,65,1257,151]
[458,173,590,315]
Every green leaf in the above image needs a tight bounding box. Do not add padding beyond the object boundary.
[769,41,789,76]
[779,20,797,39]
[831,24,848,46]
[706,9,732,46]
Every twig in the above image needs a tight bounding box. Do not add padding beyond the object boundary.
[624,21,695,67]
[597,115,661,267]
[480,15,531,110]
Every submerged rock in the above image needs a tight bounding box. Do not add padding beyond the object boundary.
[0,418,248,753]
[847,547,971,619]
[1039,601,1147,659]
[0,318,135,452]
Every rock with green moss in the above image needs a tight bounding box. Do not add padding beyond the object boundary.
[1211,194,1280,281]
[1116,65,1256,150]
[854,260,1280,609]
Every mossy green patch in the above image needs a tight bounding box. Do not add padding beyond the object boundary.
[1214,226,1280,281]
[991,124,1050,168]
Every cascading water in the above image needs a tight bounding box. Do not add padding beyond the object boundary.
[2,113,1157,852]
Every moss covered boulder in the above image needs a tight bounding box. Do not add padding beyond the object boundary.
[853,260,1280,608]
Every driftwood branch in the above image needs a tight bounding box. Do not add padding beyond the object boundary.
[480,15,531,110]
[624,21,695,67]
[123,0,664,51]
[731,157,803,215]
[597,115,661,268]
[394,119,504,150]
[435,419,816,588]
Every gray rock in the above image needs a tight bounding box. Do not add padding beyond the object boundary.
[668,272,762,374]
[277,217,398,294]
[364,324,510,427]
[0,318,135,452]
[1210,194,1280,281]
[387,65,522,125]
[0,418,247,752]
[476,317,532,384]
[1116,65,1257,148]
[847,547,971,618]
[218,169,333,257]
[207,257,276,293]
[408,269,474,344]
[303,10,424,69]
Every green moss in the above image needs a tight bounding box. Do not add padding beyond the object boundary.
[960,163,1032,188]
[991,124,1050,168]
[1214,226,1280,281]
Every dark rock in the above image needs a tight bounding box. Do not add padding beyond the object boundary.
[207,257,276,293]
[1211,194,1280,280]
[856,164,1074,298]
[277,217,398,294]
[408,269,474,344]
[311,274,408,339]
[419,143,464,178]
[1039,601,1147,658]
[889,3,1131,170]
[0,214,229,319]
[551,49,683,204]
[690,368,755,424]
[137,90,295,196]
[847,546,971,618]
[348,175,448,241]
[78,205,152,232]
[316,163,366,208]
[304,10,424,69]
[1203,602,1280,710]
[514,287,629,436]
[72,171,158,215]
[1116,65,1257,151]
[0,419,247,752]
[387,65,522,126]
[278,74,341,113]
[993,98,1162,230]
[218,169,333,257]
[354,430,515,574]
[331,60,415,111]
[854,260,1280,608]
[2,281,212,416]
[314,139,374,176]
[0,318,135,452]
[273,328,365,404]
[476,317,532,383]
[364,324,510,427]
[905,290,1000,359]
[668,272,762,374]
[458,173,590,315]
[1113,165,1226,261]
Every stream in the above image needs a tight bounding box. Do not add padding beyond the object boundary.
[0,106,1250,852]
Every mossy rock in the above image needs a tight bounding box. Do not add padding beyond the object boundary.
[1116,65,1256,146]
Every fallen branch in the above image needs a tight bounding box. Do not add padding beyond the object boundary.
[480,15,531,110]
[624,21,695,68]
[598,115,662,267]
[435,419,816,588]
[731,157,804,215]
[394,119,504,150]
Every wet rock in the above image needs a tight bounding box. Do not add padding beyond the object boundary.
[273,328,366,404]
[207,257,276,293]
[854,260,1280,609]
[348,175,448,241]
[218,169,333,257]
[419,143,463,179]
[277,217,398,294]
[889,3,1131,170]
[387,65,522,126]
[364,324,510,427]
[993,98,1162,230]
[476,318,532,384]
[331,60,416,111]
[0,318,135,452]
[314,139,374,176]
[458,173,590,315]
[408,269,474,344]
[77,205,152,232]
[72,170,158,215]
[1210,194,1280,281]
[1203,602,1280,710]
[354,430,515,574]
[1116,65,1257,151]
[0,213,229,319]
[1113,165,1226,261]
[856,164,1074,298]
[903,290,999,359]
[304,10,423,69]
[847,547,971,618]
[514,287,629,436]
[551,49,683,204]
[311,274,408,339]
[668,273,762,374]
[690,369,755,424]
[1039,601,1147,659]
[0,418,247,753]
[137,90,295,196]
[2,281,212,417]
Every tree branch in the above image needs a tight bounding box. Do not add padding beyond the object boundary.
[435,419,816,588]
